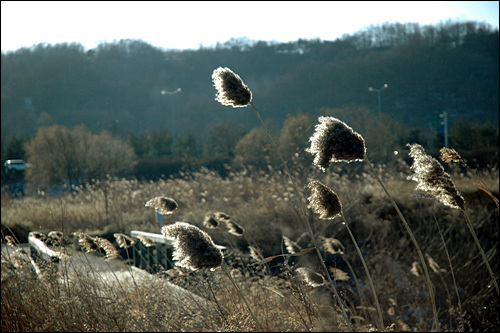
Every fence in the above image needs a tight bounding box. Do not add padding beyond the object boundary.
[129,230,175,274]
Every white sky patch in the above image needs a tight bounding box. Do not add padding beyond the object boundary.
[1,1,498,52]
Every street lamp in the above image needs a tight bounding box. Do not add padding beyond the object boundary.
[161,88,182,153]
[368,84,388,119]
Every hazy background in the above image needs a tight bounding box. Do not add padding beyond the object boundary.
[1,1,498,182]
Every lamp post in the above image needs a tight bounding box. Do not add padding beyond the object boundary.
[161,88,181,154]
[440,111,449,148]
[368,84,388,119]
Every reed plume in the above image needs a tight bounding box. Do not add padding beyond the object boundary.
[161,222,223,270]
[306,116,366,171]
[212,67,252,107]
[5,235,17,247]
[440,147,462,163]
[114,233,137,248]
[138,235,155,247]
[307,179,342,219]
[307,179,383,329]
[94,237,120,260]
[73,232,99,253]
[212,67,352,330]
[411,261,423,277]
[305,115,439,329]
[408,143,499,294]
[283,235,302,254]
[296,267,326,287]
[320,236,345,255]
[248,245,264,262]
[408,143,465,210]
[425,253,444,273]
[214,211,231,222]
[329,268,350,281]
[47,231,64,245]
[145,196,178,215]
[223,220,244,237]
[203,214,219,228]
[440,147,499,208]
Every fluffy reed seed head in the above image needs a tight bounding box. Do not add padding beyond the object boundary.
[329,267,350,281]
[408,143,465,210]
[31,231,47,243]
[212,67,252,107]
[203,214,219,228]
[307,179,342,219]
[283,235,302,254]
[425,253,443,273]
[138,235,155,247]
[5,235,17,247]
[48,231,64,242]
[306,116,366,171]
[320,236,345,254]
[94,237,120,260]
[224,220,245,237]
[410,261,423,277]
[162,222,223,270]
[114,233,137,248]
[214,211,231,222]
[73,232,99,253]
[145,196,178,215]
[440,147,462,163]
[296,267,326,287]
[248,246,264,261]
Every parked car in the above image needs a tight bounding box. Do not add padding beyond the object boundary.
[4,159,27,172]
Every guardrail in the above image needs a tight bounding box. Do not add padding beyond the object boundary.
[130,230,175,274]
[26,230,175,276]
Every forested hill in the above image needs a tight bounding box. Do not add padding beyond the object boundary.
[1,20,498,142]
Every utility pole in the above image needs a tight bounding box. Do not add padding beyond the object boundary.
[161,88,182,154]
[368,84,388,119]
[440,111,449,148]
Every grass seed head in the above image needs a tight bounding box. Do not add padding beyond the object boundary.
[212,67,252,107]
[138,235,155,247]
[203,214,219,228]
[283,235,302,254]
[248,246,264,261]
[145,196,178,215]
[306,116,366,171]
[94,237,120,260]
[320,236,345,254]
[296,267,326,287]
[329,267,350,281]
[426,253,443,273]
[114,233,137,248]
[214,211,231,222]
[162,222,223,270]
[408,144,465,210]
[440,147,462,163]
[411,261,423,277]
[224,220,244,236]
[307,179,342,219]
[5,235,18,247]
[73,232,99,253]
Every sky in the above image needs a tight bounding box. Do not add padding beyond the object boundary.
[1,1,499,53]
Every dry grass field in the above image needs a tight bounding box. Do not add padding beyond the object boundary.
[2,158,498,332]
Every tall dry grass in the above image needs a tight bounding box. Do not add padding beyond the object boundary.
[1,161,498,331]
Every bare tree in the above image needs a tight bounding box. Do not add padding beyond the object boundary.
[25,124,137,186]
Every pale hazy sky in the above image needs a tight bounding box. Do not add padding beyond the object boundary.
[1,1,499,52]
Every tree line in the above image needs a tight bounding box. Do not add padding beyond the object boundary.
[1,20,498,185]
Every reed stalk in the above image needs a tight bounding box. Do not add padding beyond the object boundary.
[363,155,440,331]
